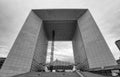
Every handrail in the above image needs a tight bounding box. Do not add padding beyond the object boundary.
[75,70,84,77]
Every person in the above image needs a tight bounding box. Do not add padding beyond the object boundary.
[49,65,53,72]
[73,65,76,71]
[117,72,120,76]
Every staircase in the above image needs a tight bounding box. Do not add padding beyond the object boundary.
[13,71,111,77]
[81,72,112,77]
[13,72,81,77]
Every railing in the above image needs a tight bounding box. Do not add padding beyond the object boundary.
[75,70,85,77]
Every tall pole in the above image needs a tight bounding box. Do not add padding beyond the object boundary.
[50,30,55,63]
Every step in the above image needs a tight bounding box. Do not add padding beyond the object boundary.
[13,72,81,77]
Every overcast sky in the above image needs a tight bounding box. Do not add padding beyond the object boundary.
[0,0,120,63]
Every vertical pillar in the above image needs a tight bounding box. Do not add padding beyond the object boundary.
[0,11,43,77]
[78,10,117,68]
[30,24,48,72]
[72,25,89,70]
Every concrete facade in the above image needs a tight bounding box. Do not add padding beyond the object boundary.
[0,9,117,77]
[0,11,48,76]
[77,11,117,68]
[72,25,89,70]
[30,23,48,72]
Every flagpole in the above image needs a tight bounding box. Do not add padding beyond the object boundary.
[50,30,55,63]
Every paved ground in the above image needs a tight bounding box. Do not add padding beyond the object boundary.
[12,71,114,77]
[13,72,81,77]
[81,72,113,77]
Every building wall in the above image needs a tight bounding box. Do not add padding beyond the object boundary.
[30,23,48,72]
[0,9,117,77]
[78,10,117,68]
[72,25,89,70]
[0,11,43,77]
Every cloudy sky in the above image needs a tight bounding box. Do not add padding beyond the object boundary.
[0,0,120,63]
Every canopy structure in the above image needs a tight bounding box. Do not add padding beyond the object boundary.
[47,59,73,71]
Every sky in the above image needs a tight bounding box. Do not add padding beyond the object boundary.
[46,41,74,63]
[0,0,120,63]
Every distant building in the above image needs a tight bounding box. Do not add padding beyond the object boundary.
[0,57,6,69]
[115,40,120,50]
[116,57,120,64]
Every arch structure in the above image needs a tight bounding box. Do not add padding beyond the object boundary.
[0,9,117,77]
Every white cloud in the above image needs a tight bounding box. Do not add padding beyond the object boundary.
[46,41,74,63]
[0,46,9,57]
